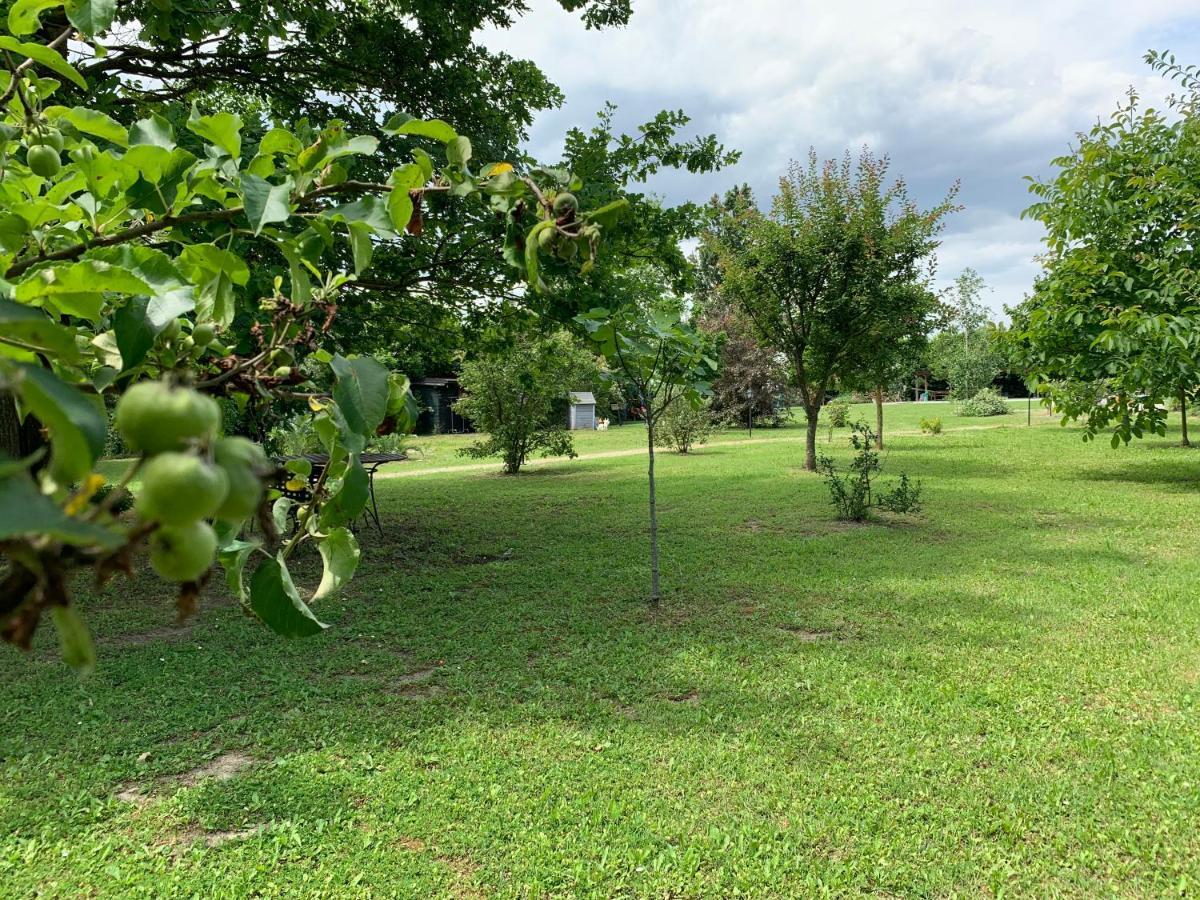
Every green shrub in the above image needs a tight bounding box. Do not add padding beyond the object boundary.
[818,421,923,521]
[824,399,850,427]
[956,387,1009,417]
[919,416,943,435]
[654,397,715,454]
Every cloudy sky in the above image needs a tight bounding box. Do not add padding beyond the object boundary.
[482,0,1200,316]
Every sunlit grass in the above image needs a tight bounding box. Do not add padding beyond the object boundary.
[3,402,1198,896]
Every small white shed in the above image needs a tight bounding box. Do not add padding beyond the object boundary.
[568,391,596,430]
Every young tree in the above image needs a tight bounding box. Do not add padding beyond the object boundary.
[715,149,958,470]
[0,3,621,666]
[454,331,598,474]
[578,276,718,604]
[1009,56,1200,447]
[844,280,942,448]
[928,269,1002,402]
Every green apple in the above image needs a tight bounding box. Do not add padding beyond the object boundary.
[27,144,61,178]
[115,381,221,455]
[212,437,269,522]
[149,520,218,582]
[135,452,229,525]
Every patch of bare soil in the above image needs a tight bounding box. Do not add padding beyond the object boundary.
[115,750,256,806]
[177,824,261,848]
[778,624,839,642]
[664,690,700,704]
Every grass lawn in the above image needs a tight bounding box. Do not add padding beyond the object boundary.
[3,401,1199,896]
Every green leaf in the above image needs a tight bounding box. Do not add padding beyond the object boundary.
[45,106,128,147]
[187,106,243,159]
[330,354,389,439]
[582,199,630,229]
[525,219,555,292]
[217,538,258,602]
[384,116,457,143]
[258,128,303,157]
[313,527,360,601]
[15,260,149,318]
[249,555,328,638]
[65,0,115,36]
[113,292,194,372]
[0,298,77,359]
[241,173,292,236]
[129,114,174,149]
[0,472,122,548]
[15,364,105,483]
[50,605,95,674]
[0,36,86,89]
[320,458,368,527]
[347,221,373,274]
[446,135,472,167]
[8,0,63,36]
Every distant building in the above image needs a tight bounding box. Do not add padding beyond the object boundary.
[411,377,473,435]
[567,391,597,430]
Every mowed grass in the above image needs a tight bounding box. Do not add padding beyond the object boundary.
[3,401,1200,897]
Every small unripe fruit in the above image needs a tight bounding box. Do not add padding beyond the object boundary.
[161,318,182,341]
[537,226,556,248]
[32,127,64,151]
[552,192,578,215]
[192,323,216,346]
[149,520,218,582]
[136,452,229,525]
[27,144,61,178]
[115,381,221,455]
[273,365,292,379]
[212,436,268,522]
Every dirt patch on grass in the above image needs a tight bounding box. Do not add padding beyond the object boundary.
[778,625,839,642]
[178,824,261,848]
[179,750,254,786]
[665,690,700,704]
[115,750,256,806]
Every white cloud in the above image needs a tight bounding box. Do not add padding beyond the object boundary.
[481,0,1200,316]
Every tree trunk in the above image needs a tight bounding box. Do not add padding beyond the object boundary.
[0,394,45,465]
[804,404,819,472]
[1181,387,1191,448]
[874,385,884,449]
[646,417,660,605]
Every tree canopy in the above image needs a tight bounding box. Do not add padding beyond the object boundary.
[1009,53,1200,446]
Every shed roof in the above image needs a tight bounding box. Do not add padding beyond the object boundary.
[569,391,595,404]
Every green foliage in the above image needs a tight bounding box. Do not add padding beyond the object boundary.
[919,416,943,435]
[0,4,619,665]
[955,388,1010,418]
[818,421,923,521]
[713,149,958,469]
[453,331,595,475]
[824,400,851,428]
[1009,55,1200,445]
[654,396,715,454]
[577,270,720,603]
[927,269,1003,399]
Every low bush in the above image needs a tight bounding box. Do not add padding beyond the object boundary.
[920,416,943,435]
[655,397,715,454]
[818,421,923,521]
[956,388,1009,417]
[824,399,850,427]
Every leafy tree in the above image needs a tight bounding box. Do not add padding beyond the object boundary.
[715,149,958,470]
[928,268,1002,401]
[0,3,620,665]
[453,330,599,474]
[1009,54,1200,447]
[843,279,942,448]
[699,304,791,428]
[578,273,718,604]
